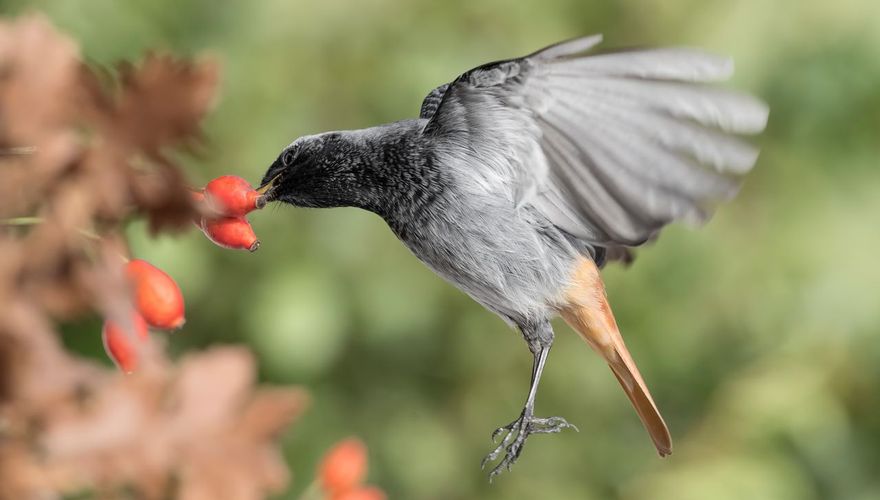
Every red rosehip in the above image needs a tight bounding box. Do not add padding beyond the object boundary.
[204,175,262,217]
[126,259,185,330]
[102,313,149,373]
[319,438,368,496]
[199,216,260,252]
[332,487,386,500]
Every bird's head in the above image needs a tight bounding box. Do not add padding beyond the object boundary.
[259,132,367,209]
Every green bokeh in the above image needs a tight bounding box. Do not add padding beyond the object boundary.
[12,0,880,498]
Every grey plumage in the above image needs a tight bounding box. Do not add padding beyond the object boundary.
[261,35,768,478]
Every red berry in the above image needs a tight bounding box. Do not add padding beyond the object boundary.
[332,487,386,500]
[199,216,260,252]
[126,259,185,330]
[319,438,368,496]
[204,175,262,217]
[102,313,149,373]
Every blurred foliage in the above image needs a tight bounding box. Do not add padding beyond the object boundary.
[3,0,878,498]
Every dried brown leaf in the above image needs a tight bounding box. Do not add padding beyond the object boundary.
[102,53,220,155]
[238,388,310,441]
[0,331,305,499]
[0,13,83,147]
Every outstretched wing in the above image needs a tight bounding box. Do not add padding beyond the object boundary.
[421,35,768,247]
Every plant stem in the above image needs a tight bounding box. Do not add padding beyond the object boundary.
[1,216,44,226]
[0,146,36,156]
[1,216,102,241]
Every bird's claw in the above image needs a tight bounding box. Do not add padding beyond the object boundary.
[481,413,576,481]
[491,422,514,443]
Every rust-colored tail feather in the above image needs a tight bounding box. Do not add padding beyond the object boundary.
[559,258,672,457]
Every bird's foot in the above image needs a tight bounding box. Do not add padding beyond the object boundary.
[480,411,577,481]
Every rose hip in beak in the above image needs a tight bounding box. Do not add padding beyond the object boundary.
[204,175,263,217]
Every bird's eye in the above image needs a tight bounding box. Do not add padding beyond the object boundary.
[281,150,296,167]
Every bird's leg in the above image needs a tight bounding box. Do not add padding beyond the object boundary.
[481,321,577,480]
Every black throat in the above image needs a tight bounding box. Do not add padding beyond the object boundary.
[356,132,446,222]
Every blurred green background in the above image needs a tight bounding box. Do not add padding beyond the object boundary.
[5,0,880,498]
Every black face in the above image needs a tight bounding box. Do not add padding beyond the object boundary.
[259,139,310,195]
[259,133,369,209]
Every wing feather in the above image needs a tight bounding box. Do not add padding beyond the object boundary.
[553,47,734,81]
[421,36,768,248]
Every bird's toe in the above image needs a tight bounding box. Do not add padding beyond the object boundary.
[482,413,576,481]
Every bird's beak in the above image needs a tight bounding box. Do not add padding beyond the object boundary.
[256,172,283,202]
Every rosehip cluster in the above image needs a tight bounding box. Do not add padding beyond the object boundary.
[103,175,266,372]
[193,175,267,252]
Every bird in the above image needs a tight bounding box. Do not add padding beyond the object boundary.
[259,34,768,479]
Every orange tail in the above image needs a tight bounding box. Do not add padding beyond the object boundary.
[558,258,672,457]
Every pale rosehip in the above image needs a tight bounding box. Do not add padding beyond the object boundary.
[125,259,185,330]
[319,438,368,496]
[199,216,260,252]
[204,175,262,217]
[102,313,149,373]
